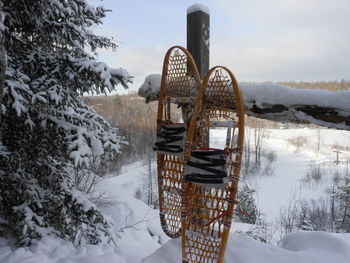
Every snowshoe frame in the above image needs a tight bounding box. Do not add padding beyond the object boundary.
[156,46,201,238]
[181,66,245,263]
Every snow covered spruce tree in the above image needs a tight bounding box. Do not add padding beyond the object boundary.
[333,173,350,231]
[297,202,315,231]
[235,183,259,224]
[0,0,132,246]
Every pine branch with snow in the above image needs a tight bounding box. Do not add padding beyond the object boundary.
[0,0,130,246]
[333,174,350,232]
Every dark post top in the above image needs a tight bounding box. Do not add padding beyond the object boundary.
[187,8,210,147]
[187,10,210,79]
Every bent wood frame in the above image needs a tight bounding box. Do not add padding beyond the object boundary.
[181,66,245,263]
[157,46,201,238]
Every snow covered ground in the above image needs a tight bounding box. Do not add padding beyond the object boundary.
[144,231,350,263]
[1,127,350,262]
[252,127,350,223]
[0,161,167,263]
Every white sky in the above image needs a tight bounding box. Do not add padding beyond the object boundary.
[91,0,350,93]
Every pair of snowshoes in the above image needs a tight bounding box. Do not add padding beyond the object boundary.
[154,46,245,263]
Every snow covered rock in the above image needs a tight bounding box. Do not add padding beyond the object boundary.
[138,74,350,129]
[138,74,350,112]
[240,83,350,112]
[138,74,161,103]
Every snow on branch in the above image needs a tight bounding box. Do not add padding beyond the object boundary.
[75,59,133,92]
[4,68,32,116]
[138,74,350,130]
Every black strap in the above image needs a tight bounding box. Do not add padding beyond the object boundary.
[153,144,183,153]
[185,149,227,184]
[161,125,186,133]
[186,161,227,177]
[185,174,225,184]
[191,150,226,157]
[185,172,226,179]
[190,150,227,164]
[153,125,186,154]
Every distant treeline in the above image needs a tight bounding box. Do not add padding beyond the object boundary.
[275,80,349,92]
[86,93,181,172]
[238,80,350,92]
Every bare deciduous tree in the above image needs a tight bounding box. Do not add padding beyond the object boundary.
[254,125,264,165]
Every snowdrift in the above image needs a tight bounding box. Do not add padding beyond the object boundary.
[143,231,350,263]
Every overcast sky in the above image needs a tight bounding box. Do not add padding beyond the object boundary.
[91,0,350,93]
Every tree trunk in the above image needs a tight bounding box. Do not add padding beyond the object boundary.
[0,1,6,127]
[148,150,152,206]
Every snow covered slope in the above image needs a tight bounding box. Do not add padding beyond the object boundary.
[143,231,350,263]
[1,231,349,263]
[0,161,168,263]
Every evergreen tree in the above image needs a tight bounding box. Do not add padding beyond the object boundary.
[297,202,315,231]
[235,183,259,224]
[0,0,132,246]
[0,1,5,124]
[334,173,350,232]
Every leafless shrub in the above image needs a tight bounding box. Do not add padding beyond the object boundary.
[331,143,350,152]
[90,191,113,207]
[288,136,308,152]
[135,188,142,200]
[277,194,332,242]
[308,198,331,231]
[262,163,274,176]
[301,164,323,189]
[264,150,277,163]
[332,171,341,184]
[277,193,300,238]
[300,172,312,189]
[254,125,264,165]
[235,216,274,244]
[242,129,276,178]
[70,158,113,206]
[307,164,323,182]
[242,128,252,178]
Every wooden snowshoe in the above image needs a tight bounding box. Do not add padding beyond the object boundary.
[181,66,245,263]
[155,46,201,238]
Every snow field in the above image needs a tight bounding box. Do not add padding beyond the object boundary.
[1,127,350,262]
[211,127,350,222]
[143,231,350,263]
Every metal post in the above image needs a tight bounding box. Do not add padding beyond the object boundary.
[187,5,210,146]
[187,7,210,79]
